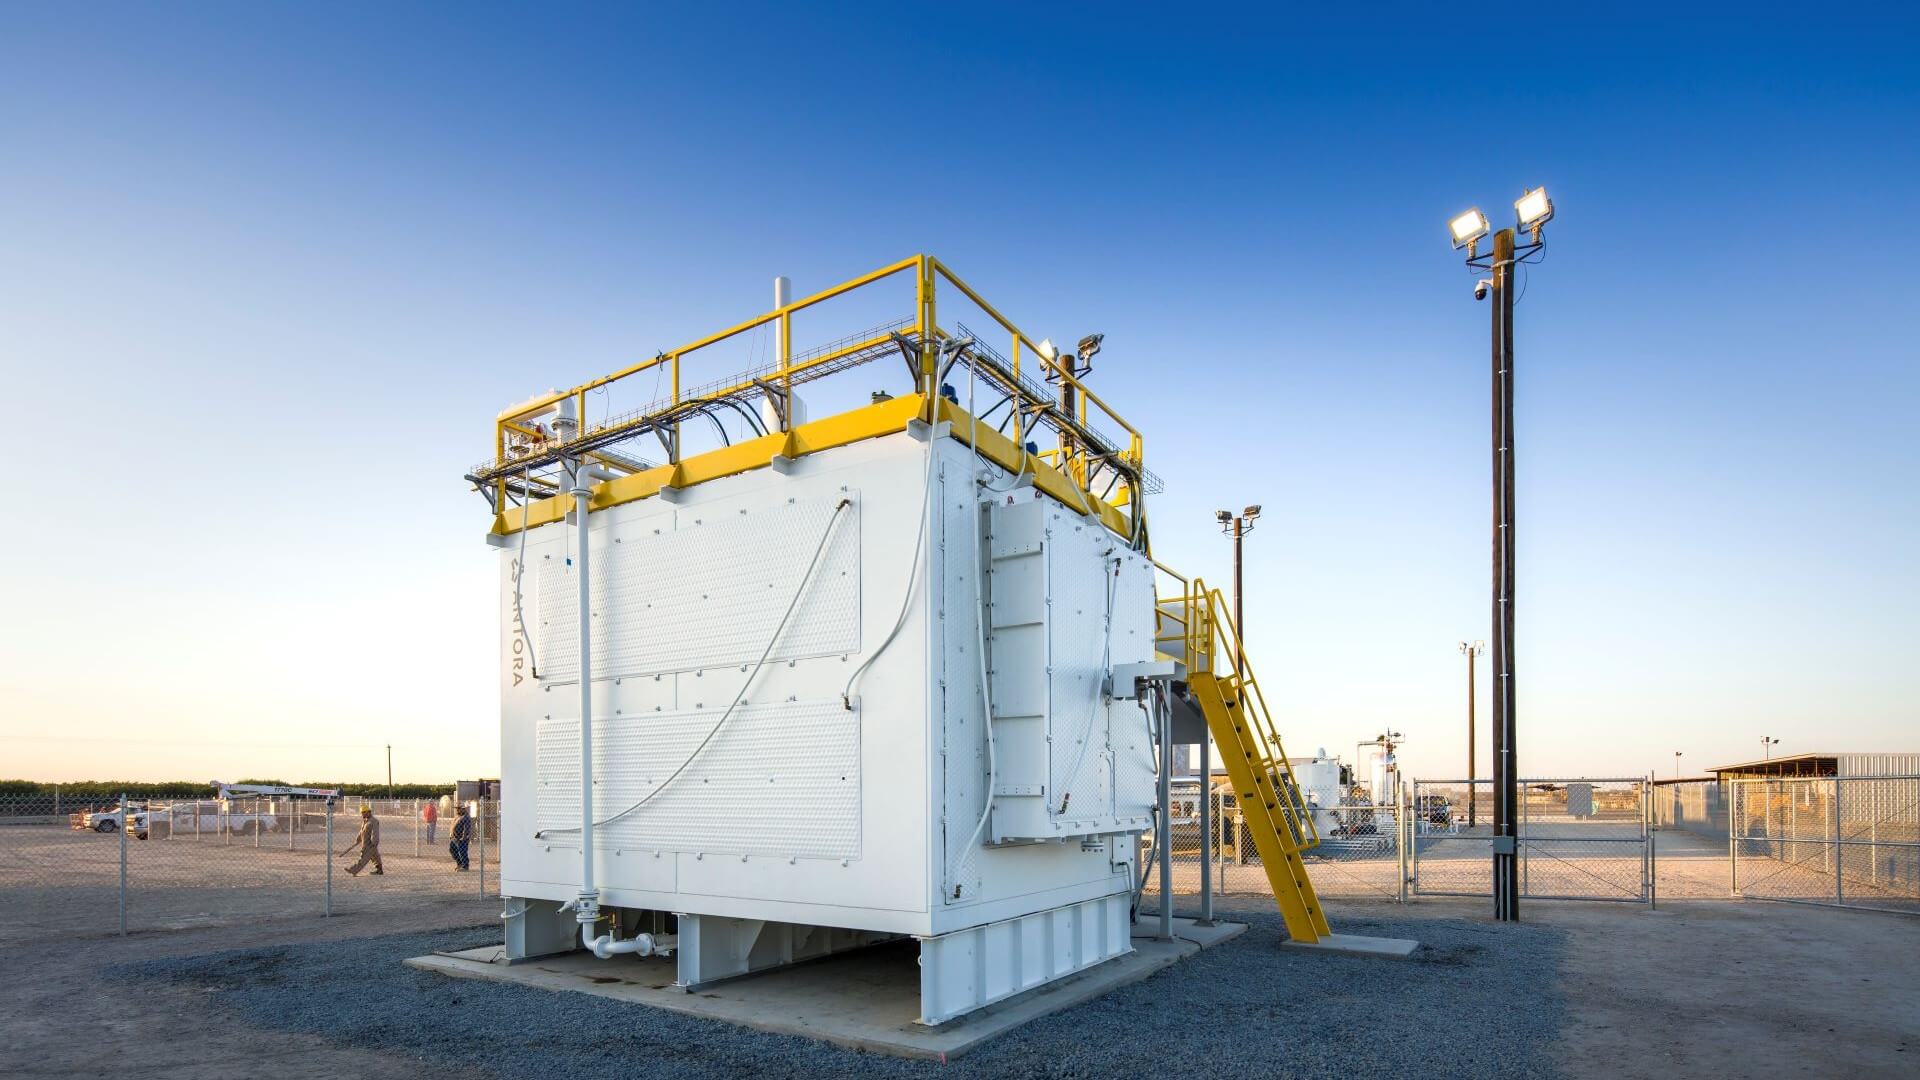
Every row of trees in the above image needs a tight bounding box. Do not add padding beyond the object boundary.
[0,779,456,799]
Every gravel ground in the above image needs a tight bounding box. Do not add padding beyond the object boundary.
[116,898,1570,1079]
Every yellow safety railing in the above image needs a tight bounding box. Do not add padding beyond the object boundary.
[481,254,1147,530]
[1158,580,1321,851]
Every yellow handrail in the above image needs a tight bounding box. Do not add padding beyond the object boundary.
[482,254,1146,532]
[1173,580,1319,848]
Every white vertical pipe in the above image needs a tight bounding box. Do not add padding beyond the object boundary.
[572,450,597,924]
[773,276,791,309]
[1156,688,1173,942]
[1198,736,1213,925]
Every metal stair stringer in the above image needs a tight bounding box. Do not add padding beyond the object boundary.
[1161,582,1331,944]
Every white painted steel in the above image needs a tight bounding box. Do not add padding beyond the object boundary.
[569,453,600,937]
[498,431,1155,1017]
[916,891,1132,1025]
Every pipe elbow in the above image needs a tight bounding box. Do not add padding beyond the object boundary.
[584,927,666,959]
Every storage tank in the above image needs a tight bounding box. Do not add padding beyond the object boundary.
[477,259,1167,1026]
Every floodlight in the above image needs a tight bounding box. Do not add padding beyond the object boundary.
[1449,207,1490,250]
[1215,509,1232,523]
[1514,187,1554,230]
[1244,505,1261,518]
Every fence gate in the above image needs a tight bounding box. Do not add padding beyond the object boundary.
[1730,776,1920,915]
[1411,777,1651,902]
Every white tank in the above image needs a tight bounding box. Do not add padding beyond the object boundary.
[1369,750,1399,807]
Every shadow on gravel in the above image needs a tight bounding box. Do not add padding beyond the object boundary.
[118,904,1569,1079]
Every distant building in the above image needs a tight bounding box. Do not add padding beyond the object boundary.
[1709,753,1920,780]
[1656,753,1917,839]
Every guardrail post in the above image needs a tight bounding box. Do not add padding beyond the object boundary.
[118,790,128,936]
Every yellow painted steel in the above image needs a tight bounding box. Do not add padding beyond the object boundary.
[488,393,1133,539]
[485,254,1146,539]
[1160,583,1330,943]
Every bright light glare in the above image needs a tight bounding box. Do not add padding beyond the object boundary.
[1515,187,1554,228]
[1449,207,1489,249]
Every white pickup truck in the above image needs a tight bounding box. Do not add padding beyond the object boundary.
[80,801,278,840]
[147,802,279,840]
[80,804,142,833]
[78,785,337,840]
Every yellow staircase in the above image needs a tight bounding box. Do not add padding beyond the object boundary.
[1159,581,1331,943]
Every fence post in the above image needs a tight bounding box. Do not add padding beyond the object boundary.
[1520,782,1530,898]
[254,799,261,848]
[1832,779,1843,906]
[1397,785,1409,902]
[1728,782,1740,897]
[1644,778,1656,909]
[414,798,422,859]
[325,800,334,917]
[118,791,128,936]
[478,798,488,898]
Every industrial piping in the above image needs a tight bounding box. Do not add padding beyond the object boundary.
[555,400,668,959]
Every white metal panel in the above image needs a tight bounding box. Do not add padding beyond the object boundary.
[916,891,1132,1025]
[500,430,1146,943]
[1048,514,1121,822]
[535,493,860,682]
[937,457,990,902]
[535,700,860,860]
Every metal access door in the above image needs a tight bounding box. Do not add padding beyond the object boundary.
[1410,778,1651,902]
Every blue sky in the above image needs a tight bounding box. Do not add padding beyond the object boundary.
[1,5,1915,782]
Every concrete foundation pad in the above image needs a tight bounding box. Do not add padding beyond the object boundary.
[1284,932,1421,958]
[404,917,1243,1061]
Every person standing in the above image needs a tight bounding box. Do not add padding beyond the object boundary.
[422,799,438,844]
[449,803,472,871]
[340,805,384,876]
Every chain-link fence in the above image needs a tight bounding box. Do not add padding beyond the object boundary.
[0,793,498,942]
[1410,778,1651,903]
[1654,779,1728,839]
[1731,776,1920,914]
[1141,780,1408,902]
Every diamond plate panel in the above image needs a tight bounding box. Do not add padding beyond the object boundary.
[536,495,860,682]
[536,699,859,860]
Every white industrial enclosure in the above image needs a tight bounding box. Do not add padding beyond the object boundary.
[497,424,1162,1022]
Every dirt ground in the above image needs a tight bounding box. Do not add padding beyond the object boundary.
[0,820,495,945]
[1,892,1913,1078]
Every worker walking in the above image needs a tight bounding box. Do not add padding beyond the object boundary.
[422,799,438,843]
[449,803,472,871]
[339,805,384,876]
